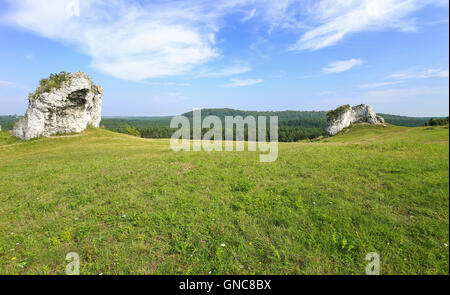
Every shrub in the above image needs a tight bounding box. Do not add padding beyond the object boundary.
[425,117,449,127]
[125,125,141,137]
[326,104,351,122]
[29,71,70,100]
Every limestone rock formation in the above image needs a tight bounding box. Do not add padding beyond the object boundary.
[13,71,103,140]
[326,104,385,136]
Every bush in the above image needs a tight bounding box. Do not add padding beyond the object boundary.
[327,105,351,122]
[125,125,141,137]
[29,71,70,100]
[425,117,449,126]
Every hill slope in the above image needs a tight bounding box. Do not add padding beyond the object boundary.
[181,108,439,127]
[0,126,448,274]
[1,110,442,132]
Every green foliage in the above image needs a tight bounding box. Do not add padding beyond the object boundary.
[28,71,69,100]
[125,125,141,137]
[1,108,447,142]
[425,117,449,126]
[326,105,351,122]
[182,108,328,122]
[0,125,448,274]
[0,116,22,130]
[379,113,434,127]
[99,109,448,142]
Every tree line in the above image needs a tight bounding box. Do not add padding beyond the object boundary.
[424,117,449,126]
[116,124,327,142]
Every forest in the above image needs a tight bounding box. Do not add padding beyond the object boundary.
[0,109,443,142]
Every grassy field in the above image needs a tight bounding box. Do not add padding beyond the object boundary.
[0,124,448,275]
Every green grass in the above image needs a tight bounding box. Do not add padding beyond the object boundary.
[0,125,448,275]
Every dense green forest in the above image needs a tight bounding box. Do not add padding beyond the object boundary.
[424,117,449,126]
[0,115,21,131]
[377,113,435,127]
[1,109,447,142]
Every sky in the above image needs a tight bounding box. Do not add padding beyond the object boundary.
[0,0,448,117]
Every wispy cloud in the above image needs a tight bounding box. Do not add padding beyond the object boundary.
[359,81,404,88]
[2,0,446,82]
[242,8,256,22]
[223,78,263,88]
[144,81,190,87]
[196,64,252,78]
[289,0,447,51]
[0,81,18,87]
[2,0,278,81]
[2,0,225,81]
[387,68,449,80]
[320,86,449,109]
[322,59,363,74]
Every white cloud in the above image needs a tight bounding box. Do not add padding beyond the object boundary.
[322,59,363,74]
[359,81,404,88]
[2,0,224,81]
[196,64,252,78]
[144,82,190,87]
[2,0,446,82]
[242,8,256,22]
[289,0,447,51]
[0,81,18,87]
[387,68,449,80]
[319,86,449,111]
[223,78,263,87]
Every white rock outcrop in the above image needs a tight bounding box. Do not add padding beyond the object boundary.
[13,72,103,140]
[326,104,385,136]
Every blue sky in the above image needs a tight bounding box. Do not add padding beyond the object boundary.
[0,0,448,116]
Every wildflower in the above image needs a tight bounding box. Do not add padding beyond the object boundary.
[445,243,448,247]
[11,257,16,261]
[200,240,205,243]
[313,202,316,205]
[249,242,253,246]
[122,214,126,218]
[220,243,226,247]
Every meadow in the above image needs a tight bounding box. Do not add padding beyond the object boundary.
[0,124,448,274]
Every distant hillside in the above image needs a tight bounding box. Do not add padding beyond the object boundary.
[1,110,446,142]
[101,116,173,128]
[1,110,442,131]
[182,108,327,121]
[0,115,22,131]
[378,113,433,127]
[182,108,440,127]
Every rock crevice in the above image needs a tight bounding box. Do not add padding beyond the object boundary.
[13,72,103,140]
